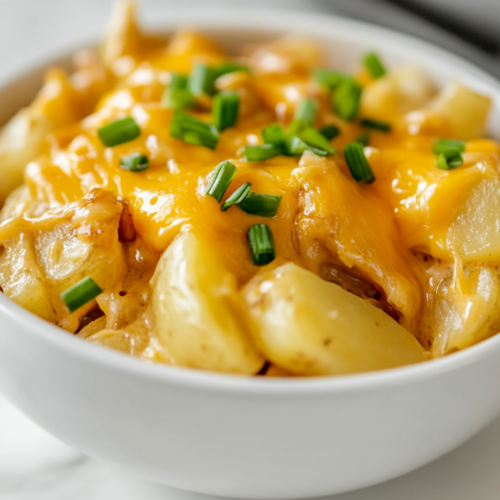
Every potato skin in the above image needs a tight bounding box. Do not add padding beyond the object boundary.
[242,263,427,376]
[150,232,264,375]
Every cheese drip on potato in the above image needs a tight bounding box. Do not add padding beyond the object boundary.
[0,1,497,375]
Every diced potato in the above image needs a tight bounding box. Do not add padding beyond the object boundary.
[0,107,52,203]
[33,189,126,331]
[97,235,160,330]
[84,328,132,354]
[33,68,82,127]
[101,0,160,75]
[362,64,436,120]
[101,1,140,68]
[78,315,107,338]
[0,233,56,322]
[430,82,491,140]
[293,152,423,336]
[242,263,427,376]
[0,186,32,222]
[150,232,264,374]
[448,177,500,262]
[424,264,500,356]
[0,65,89,204]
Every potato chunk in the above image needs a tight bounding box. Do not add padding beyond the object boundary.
[150,232,264,374]
[243,263,427,376]
[430,82,491,140]
[448,177,500,262]
[423,264,500,356]
[362,64,436,120]
[0,108,52,203]
[0,233,56,322]
[293,152,423,335]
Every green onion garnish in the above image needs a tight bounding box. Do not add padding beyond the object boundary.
[299,127,336,156]
[170,110,219,149]
[214,62,250,77]
[212,90,240,132]
[244,144,283,162]
[162,73,195,110]
[247,224,276,266]
[285,136,327,157]
[97,117,141,147]
[361,118,391,133]
[120,153,150,172]
[205,160,237,202]
[221,182,252,211]
[433,138,466,155]
[313,69,349,90]
[363,52,386,79]
[319,124,340,140]
[334,80,363,121]
[287,119,310,137]
[188,63,218,96]
[262,123,286,146]
[436,149,463,170]
[343,141,375,184]
[356,131,370,146]
[294,98,318,124]
[61,277,103,313]
[240,193,282,218]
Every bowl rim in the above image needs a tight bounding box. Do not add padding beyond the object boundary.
[2,9,500,396]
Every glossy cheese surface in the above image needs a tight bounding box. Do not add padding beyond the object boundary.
[0,1,498,372]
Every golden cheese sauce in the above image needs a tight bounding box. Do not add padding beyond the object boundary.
[0,1,499,375]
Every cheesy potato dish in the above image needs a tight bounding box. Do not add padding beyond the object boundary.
[0,1,498,377]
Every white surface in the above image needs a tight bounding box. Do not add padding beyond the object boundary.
[2,392,500,500]
[1,2,500,499]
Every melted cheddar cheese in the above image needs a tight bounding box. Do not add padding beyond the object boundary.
[0,1,499,375]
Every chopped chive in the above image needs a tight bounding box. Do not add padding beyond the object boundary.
[363,52,386,79]
[162,73,195,110]
[221,182,252,211]
[361,118,391,133]
[205,161,237,202]
[334,79,363,121]
[294,98,318,124]
[214,61,250,77]
[313,69,349,90]
[343,142,375,184]
[285,136,327,157]
[170,110,219,149]
[437,149,463,170]
[188,63,218,96]
[356,131,371,146]
[240,192,282,218]
[262,123,286,146]
[287,119,310,137]
[244,144,283,162]
[319,124,340,141]
[120,153,149,172]
[247,224,276,266]
[433,138,466,155]
[299,127,336,156]
[97,117,141,147]
[212,90,240,132]
[61,277,103,313]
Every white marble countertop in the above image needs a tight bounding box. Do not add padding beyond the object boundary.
[1,1,500,498]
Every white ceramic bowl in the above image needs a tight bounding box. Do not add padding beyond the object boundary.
[1,10,500,500]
